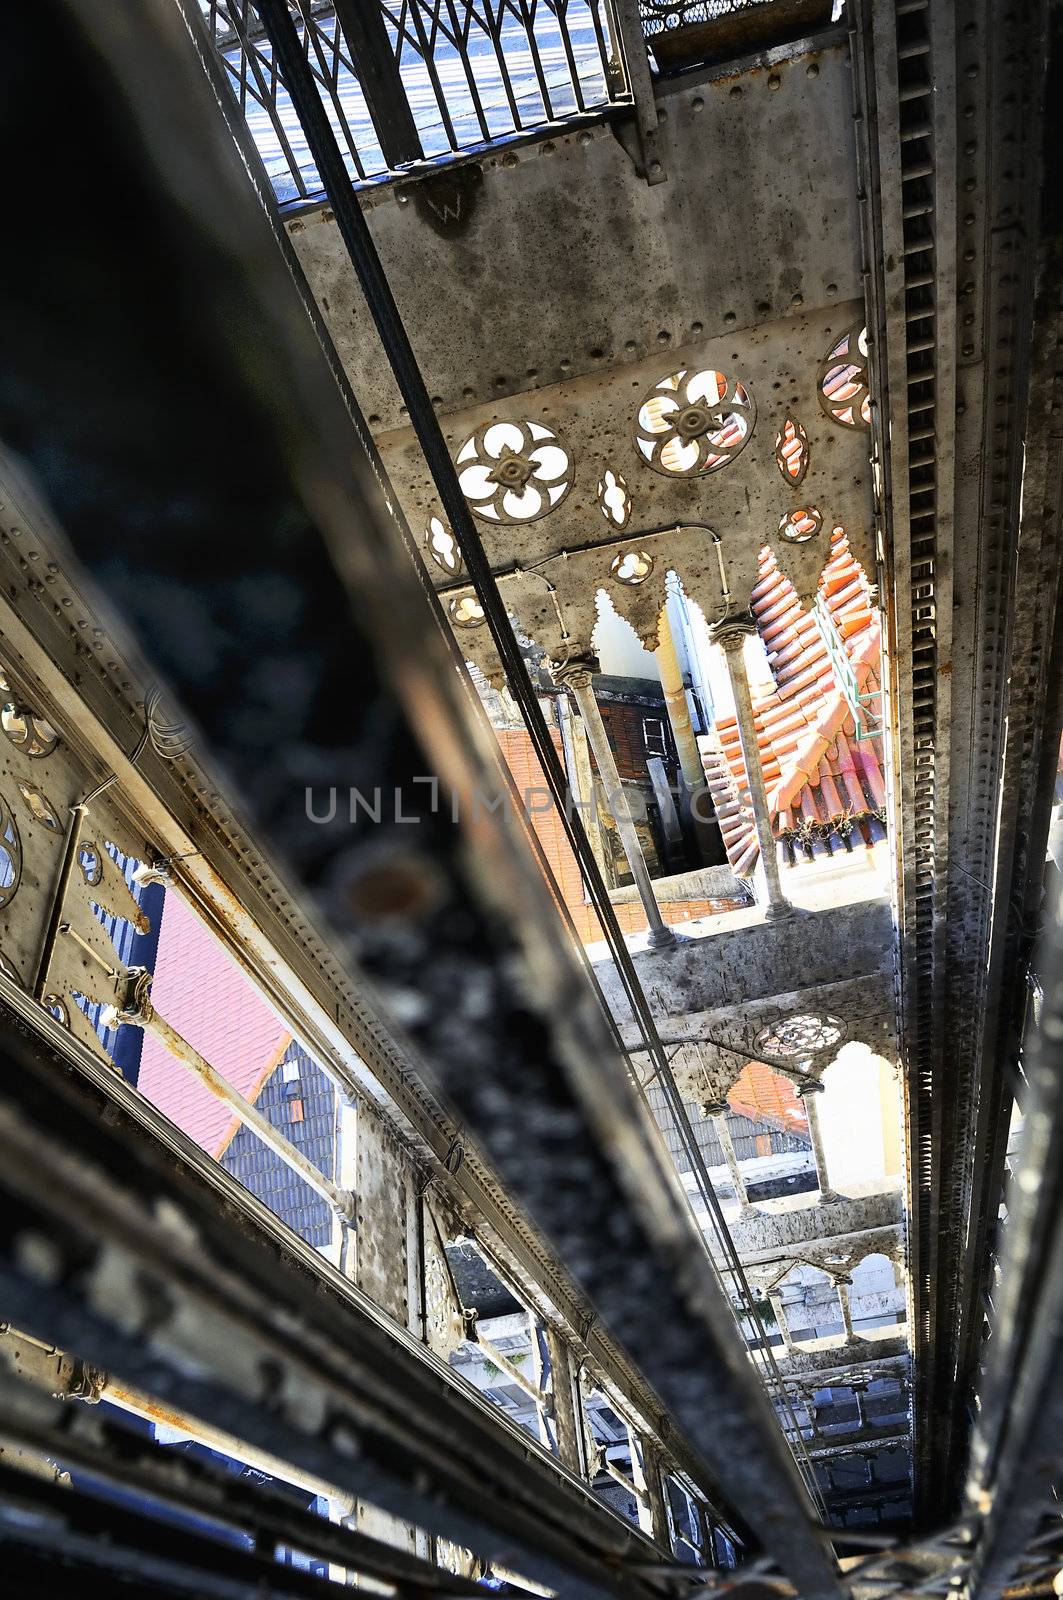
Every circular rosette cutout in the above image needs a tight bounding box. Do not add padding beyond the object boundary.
[424,515,463,576]
[779,506,823,544]
[610,549,655,587]
[1,668,58,758]
[818,324,871,428]
[634,367,755,477]
[754,1013,846,1061]
[774,411,810,485]
[448,594,486,629]
[456,420,573,524]
[596,465,631,529]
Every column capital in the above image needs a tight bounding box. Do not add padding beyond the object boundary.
[702,1099,730,1117]
[709,612,758,651]
[794,1076,825,1097]
[551,652,599,690]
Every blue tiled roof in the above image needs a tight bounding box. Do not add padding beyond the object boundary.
[220,1040,336,1249]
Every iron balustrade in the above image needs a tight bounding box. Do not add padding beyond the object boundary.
[198,0,623,205]
[637,0,796,42]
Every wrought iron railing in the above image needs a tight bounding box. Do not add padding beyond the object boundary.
[637,0,779,40]
[199,0,622,206]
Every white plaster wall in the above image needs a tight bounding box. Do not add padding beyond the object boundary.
[592,591,661,680]
[818,1043,900,1190]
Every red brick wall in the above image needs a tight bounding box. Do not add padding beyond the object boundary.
[496,726,741,946]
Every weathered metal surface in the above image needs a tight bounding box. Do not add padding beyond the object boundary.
[0,4,844,1591]
[287,38,861,419]
[376,300,874,675]
[355,1111,412,1324]
[595,895,894,1020]
[851,0,1058,1519]
[0,649,158,1059]
[964,861,1063,1597]
[0,1363,486,1595]
[0,458,735,1539]
[0,984,668,1599]
[729,1200,904,1265]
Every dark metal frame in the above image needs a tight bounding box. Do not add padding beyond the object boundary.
[0,2,840,1594]
[0,985,664,1600]
[197,0,622,203]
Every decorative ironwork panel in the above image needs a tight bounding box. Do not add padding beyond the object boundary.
[633,366,755,477]
[200,0,378,201]
[818,323,871,430]
[753,1013,846,1061]
[778,505,822,544]
[200,0,619,205]
[456,419,574,523]
[637,0,779,40]
[383,0,616,153]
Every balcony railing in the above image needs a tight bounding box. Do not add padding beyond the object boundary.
[199,0,623,206]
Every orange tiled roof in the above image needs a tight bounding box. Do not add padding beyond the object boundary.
[702,528,886,876]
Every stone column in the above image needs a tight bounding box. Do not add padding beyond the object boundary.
[836,1276,855,1342]
[796,1078,840,1203]
[704,1098,752,1211]
[554,656,677,950]
[655,603,718,864]
[768,1293,795,1353]
[710,617,793,920]
[557,692,609,879]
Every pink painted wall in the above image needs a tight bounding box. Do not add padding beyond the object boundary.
[136,892,289,1156]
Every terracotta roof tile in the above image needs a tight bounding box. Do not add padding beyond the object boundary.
[700,528,886,875]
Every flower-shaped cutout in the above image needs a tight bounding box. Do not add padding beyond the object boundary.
[456,420,573,524]
[610,549,655,586]
[424,515,463,576]
[754,1013,845,1060]
[1,668,58,758]
[79,842,103,886]
[17,782,61,831]
[818,324,871,428]
[779,506,823,543]
[449,595,486,629]
[597,465,631,529]
[634,367,755,477]
[775,411,810,485]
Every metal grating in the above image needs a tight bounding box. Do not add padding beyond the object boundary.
[199,0,619,205]
[638,0,778,38]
